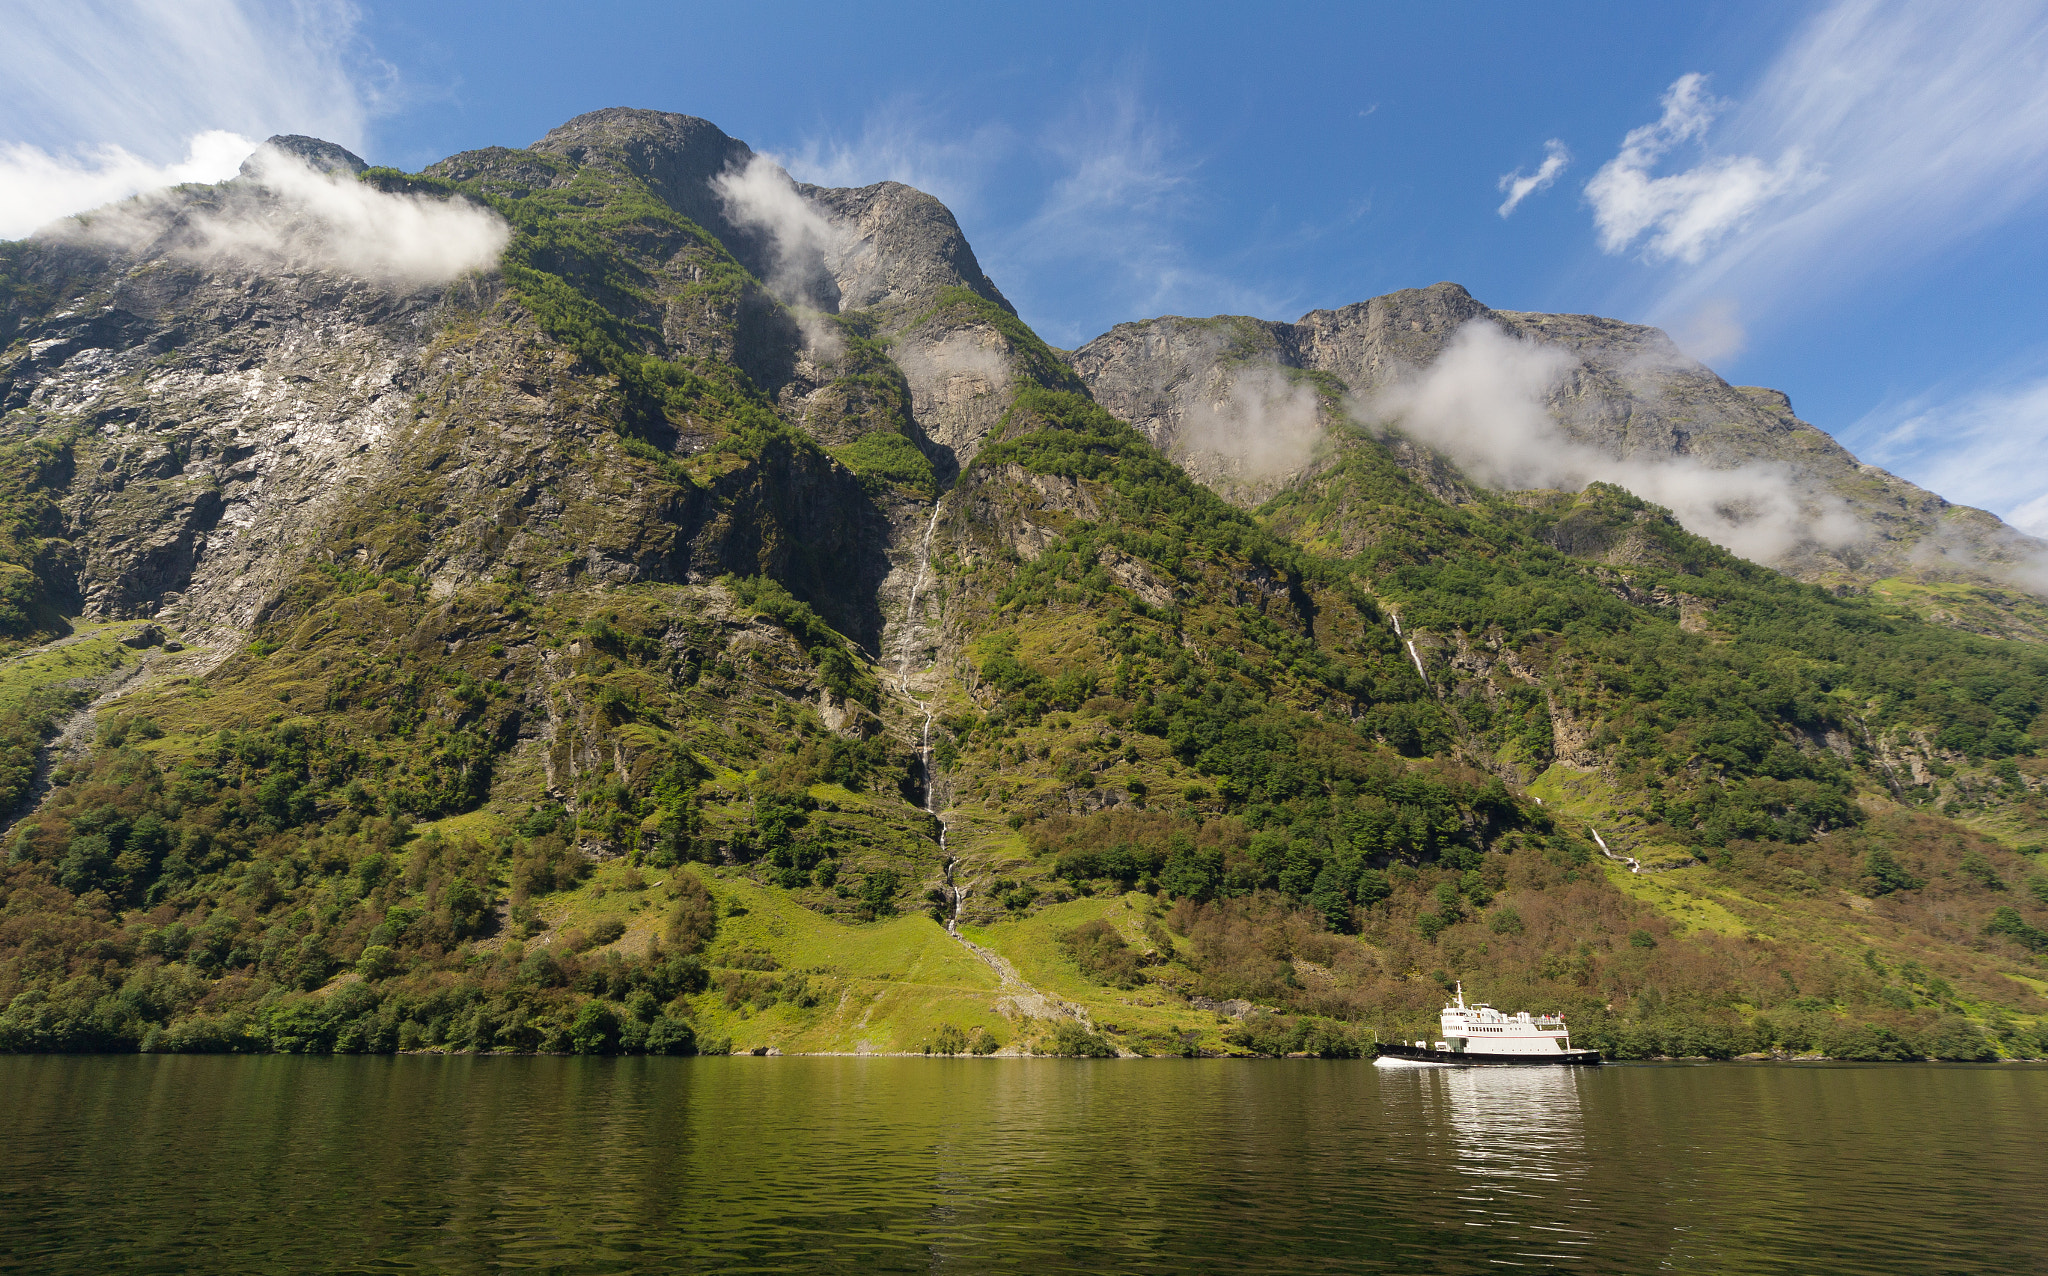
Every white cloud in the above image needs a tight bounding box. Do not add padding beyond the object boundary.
[713,153,849,353]
[1849,373,2048,536]
[783,97,1009,215]
[0,0,375,160]
[1585,73,1818,263]
[0,0,382,241]
[0,131,254,240]
[1497,139,1570,217]
[1178,366,1326,482]
[56,143,509,285]
[1638,1,2048,320]
[1369,321,1861,564]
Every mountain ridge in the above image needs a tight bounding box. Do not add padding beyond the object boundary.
[1070,283,2048,636]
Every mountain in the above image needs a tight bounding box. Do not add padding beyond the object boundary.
[0,109,2044,1062]
[1070,285,2048,641]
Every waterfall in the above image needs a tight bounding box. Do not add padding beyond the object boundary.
[1588,826,1642,874]
[896,496,963,930]
[1406,639,1432,690]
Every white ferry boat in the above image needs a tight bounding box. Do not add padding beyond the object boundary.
[1374,984,1601,1067]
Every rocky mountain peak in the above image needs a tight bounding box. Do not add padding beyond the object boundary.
[800,180,1013,317]
[239,135,368,179]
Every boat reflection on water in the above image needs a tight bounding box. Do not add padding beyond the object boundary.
[1379,1061,1600,1262]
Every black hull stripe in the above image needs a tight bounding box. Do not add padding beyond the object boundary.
[1375,1043,1603,1066]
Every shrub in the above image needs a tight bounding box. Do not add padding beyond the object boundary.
[1986,906,2048,952]
[1958,851,2005,890]
[1041,1021,1116,1057]
[666,874,718,953]
[1059,919,1142,988]
[860,869,900,918]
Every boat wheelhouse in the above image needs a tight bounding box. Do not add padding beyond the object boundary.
[1375,984,1602,1067]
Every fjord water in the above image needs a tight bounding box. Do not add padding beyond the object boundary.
[2,1057,2041,1273]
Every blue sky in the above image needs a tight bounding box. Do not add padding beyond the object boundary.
[4,1,2046,533]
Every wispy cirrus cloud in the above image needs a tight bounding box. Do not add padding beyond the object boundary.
[1847,371,2048,538]
[1619,1,2048,321]
[1497,139,1569,217]
[784,95,1013,215]
[0,0,382,238]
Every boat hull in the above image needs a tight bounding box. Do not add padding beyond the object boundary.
[1374,1042,1602,1066]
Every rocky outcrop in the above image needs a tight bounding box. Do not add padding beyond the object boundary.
[801,180,1012,316]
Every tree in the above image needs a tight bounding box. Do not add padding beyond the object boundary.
[570,1001,620,1054]
[645,1014,697,1055]
[1159,841,1221,902]
[1863,846,1922,895]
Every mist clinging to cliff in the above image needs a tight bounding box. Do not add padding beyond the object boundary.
[56,143,509,284]
[1179,366,1326,481]
[713,153,847,355]
[1367,320,1861,564]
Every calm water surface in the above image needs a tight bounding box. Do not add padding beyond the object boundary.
[1,1055,2042,1273]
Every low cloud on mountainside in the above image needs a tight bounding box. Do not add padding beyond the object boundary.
[1367,321,1861,565]
[1178,366,1326,483]
[713,153,849,354]
[0,131,258,241]
[54,144,509,285]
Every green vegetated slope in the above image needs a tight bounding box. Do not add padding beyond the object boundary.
[895,400,2048,1060]
[2,123,2047,1062]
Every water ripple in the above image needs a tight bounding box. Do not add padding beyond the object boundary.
[0,1057,2042,1273]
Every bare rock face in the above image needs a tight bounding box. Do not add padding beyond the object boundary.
[242,135,367,178]
[800,181,1012,316]
[0,124,919,660]
[1072,282,2048,596]
[1062,315,1320,506]
[0,246,456,648]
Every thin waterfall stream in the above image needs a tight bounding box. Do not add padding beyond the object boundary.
[896,498,961,930]
[1588,825,1642,873]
